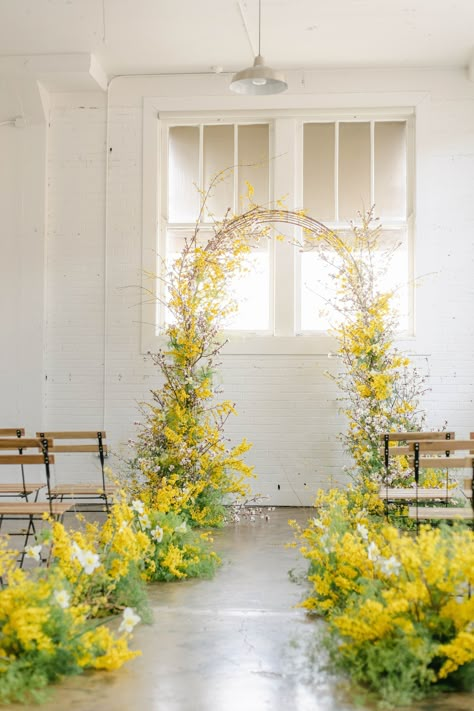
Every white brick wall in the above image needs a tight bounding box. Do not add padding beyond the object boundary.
[3,69,474,503]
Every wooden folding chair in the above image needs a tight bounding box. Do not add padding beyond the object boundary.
[404,439,474,527]
[0,429,46,502]
[0,438,73,564]
[36,431,115,514]
[378,431,456,505]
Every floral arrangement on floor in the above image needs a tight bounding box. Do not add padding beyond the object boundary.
[0,489,222,704]
[291,489,474,707]
[0,518,145,705]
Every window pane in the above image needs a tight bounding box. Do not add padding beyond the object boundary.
[300,228,408,332]
[339,122,371,220]
[224,243,270,331]
[374,122,407,219]
[168,126,200,222]
[300,252,335,331]
[303,123,335,221]
[203,125,234,220]
[166,231,270,331]
[238,124,269,210]
[378,229,409,332]
[165,229,211,324]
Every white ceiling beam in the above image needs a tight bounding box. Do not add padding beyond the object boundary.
[0,53,108,92]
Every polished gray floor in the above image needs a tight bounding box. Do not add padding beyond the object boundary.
[12,508,474,711]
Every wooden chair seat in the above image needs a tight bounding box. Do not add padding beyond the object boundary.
[378,487,455,501]
[408,506,473,521]
[49,483,117,496]
[0,483,45,495]
[0,502,73,516]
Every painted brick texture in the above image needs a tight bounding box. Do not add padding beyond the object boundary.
[38,74,474,502]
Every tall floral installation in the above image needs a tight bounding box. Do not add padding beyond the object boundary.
[301,209,429,488]
[127,180,272,527]
[288,210,474,705]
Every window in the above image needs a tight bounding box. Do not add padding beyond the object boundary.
[156,109,414,344]
[300,120,410,332]
[161,121,272,332]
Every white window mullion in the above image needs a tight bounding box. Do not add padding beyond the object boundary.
[273,118,297,337]
[370,120,375,207]
[158,122,169,329]
[294,119,304,335]
[334,121,339,222]
[233,124,238,214]
[198,124,204,214]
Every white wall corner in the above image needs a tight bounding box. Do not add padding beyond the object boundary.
[37,81,51,121]
[89,54,108,92]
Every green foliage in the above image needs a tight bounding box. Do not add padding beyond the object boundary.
[294,488,474,708]
[142,510,221,582]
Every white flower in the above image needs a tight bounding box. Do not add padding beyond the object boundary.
[71,541,83,561]
[139,513,151,529]
[25,544,42,561]
[54,589,71,609]
[174,521,187,533]
[119,607,141,634]
[356,523,369,541]
[131,499,145,514]
[312,517,325,530]
[78,549,101,575]
[367,541,380,562]
[320,533,332,554]
[150,525,164,542]
[376,555,401,576]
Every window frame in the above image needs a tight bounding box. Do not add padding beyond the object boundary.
[141,100,416,356]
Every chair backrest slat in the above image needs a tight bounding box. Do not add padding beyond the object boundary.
[0,428,25,437]
[49,444,108,454]
[37,431,106,440]
[0,438,53,449]
[0,454,56,465]
[409,456,472,468]
[379,431,455,441]
[408,440,474,453]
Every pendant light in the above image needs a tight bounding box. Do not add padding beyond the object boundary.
[230,0,287,95]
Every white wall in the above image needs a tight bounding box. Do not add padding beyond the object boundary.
[3,69,474,503]
[0,83,47,433]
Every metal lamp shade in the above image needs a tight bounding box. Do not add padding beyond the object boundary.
[230,55,287,95]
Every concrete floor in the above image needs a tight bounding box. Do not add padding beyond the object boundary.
[10,508,474,711]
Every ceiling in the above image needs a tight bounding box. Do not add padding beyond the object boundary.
[0,0,473,80]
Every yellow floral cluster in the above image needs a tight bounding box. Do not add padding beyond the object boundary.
[293,487,474,705]
[299,211,428,487]
[130,183,266,526]
[0,513,144,705]
[0,485,224,703]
